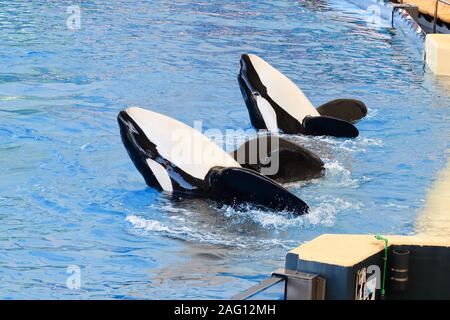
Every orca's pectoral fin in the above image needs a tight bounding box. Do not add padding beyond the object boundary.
[206,166,309,215]
[303,116,359,138]
[316,99,367,123]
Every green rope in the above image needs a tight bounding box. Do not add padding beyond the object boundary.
[375,235,388,297]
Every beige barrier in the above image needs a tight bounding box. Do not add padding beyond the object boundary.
[416,153,450,236]
[425,34,450,75]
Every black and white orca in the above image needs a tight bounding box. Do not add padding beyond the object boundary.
[118,107,309,214]
[231,135,324,183]
[238,54,367,138]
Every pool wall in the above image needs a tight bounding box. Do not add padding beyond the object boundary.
[345,0,426,53]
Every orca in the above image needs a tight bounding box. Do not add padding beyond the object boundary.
[238,54,367,138]
[118,107,309,214]
[231,135,324,183]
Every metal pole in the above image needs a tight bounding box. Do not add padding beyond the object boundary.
[433,0,439,33]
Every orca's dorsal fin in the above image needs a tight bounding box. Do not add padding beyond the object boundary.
[230,135,324,183]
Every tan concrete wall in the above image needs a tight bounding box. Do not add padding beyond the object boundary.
[426,34,450,76]
[416,152,450,236]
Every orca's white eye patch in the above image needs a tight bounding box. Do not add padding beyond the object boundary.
[145,158,173,192]
[255,94,278,133]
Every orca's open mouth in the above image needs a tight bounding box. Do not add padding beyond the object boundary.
[118,110,165,190]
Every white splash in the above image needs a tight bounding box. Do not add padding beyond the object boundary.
[324,160,360,188]
[125,214,246,247]
[126,215,174,233]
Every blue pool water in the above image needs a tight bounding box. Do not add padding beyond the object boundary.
[1,0,449,299]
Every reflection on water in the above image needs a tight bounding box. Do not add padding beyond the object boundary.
[426,73,450,97]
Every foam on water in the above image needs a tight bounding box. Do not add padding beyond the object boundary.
[312,136,384,153]
[126,213,248,248]
[324,160,359,187]
[126,215,175,233]
[125,191,363,250]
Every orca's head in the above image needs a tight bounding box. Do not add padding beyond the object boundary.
[118,108,152,156]
[117,108,160,187]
